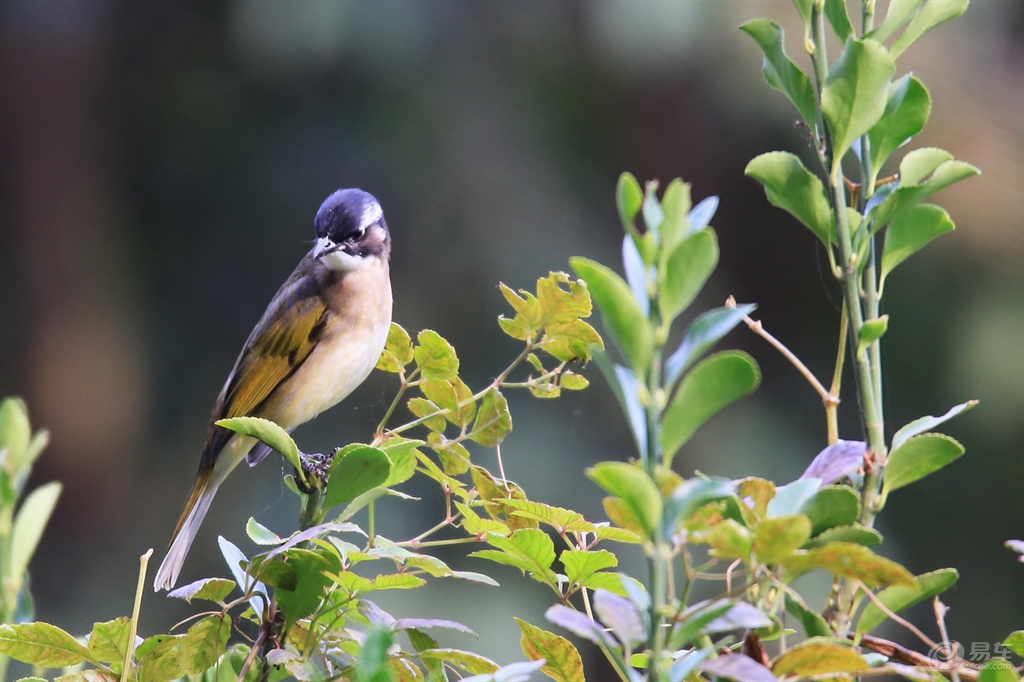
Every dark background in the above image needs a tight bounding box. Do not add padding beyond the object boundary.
[1,0,1021,669]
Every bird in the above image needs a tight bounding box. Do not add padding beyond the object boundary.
[153,188,393,591]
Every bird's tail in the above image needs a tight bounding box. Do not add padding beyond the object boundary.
[153,466,218,591]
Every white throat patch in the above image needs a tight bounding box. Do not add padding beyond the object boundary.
[320,249,370,272]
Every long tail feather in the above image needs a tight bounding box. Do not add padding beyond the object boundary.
[154,467,217,591]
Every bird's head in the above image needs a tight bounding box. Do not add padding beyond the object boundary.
[312,188,391,271]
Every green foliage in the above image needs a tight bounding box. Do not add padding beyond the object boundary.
[856,568,959,635]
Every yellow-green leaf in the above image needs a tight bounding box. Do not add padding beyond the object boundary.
[772,641,869,677]
[516,618,585,682]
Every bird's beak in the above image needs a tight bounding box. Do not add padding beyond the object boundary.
[313,237,337,260]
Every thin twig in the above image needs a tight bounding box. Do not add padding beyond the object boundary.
[826,302,848,445]
[934,598,962,682]
[854,634,981,682]
[727,296,833,404]
[122,549,153,682]
[854,581,937,649]
[495,444,510,492]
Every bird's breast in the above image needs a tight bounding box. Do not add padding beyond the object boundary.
[263,258,392,428]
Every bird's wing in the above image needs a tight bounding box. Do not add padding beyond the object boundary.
[201,259,331,463]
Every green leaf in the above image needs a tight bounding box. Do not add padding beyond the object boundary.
[745,152,834,246]
[216,416,301,477]
[617,172,644,234]
[275,549,341,624]
[470,529,559,588]
[560,372,589,391]
[570,257,653,374]
[246,517,282,545]
[325,445,391,508]
[178,615,231,676]
[536,271,594,326]
[825,0,854,42]
[586,462,662,539]
[977,659,1018,682]
[870,149,979,228]
[376,322,415,372]
[86,618,131,664]
[500,499,596,534]
[800,485,861,536]
[881,204,955,288]
[706,519,753,561]
[785,595,831,637]
[663,477,735,536]
[870,0,925,42]
[561,549,618,587]
[418,649,499,676]
[10,481,62,581]
[356,627,394,682]
[772,641,869,677]
[884,433,965,492]
[891,400,977,453]
[167,577,236,604]
[135,635,185,682]
[0,622,92,668]
[868,75,932,172]
[659,179,693,258]
[768,479,820,516]
[541,319,603,363]
[890,0,970,59]
[659,229,719,325]
[822,39,896,163]
[856,568,959,635]
[665,303,757,388]
[783,542,917,587]
[740,19,817,128]
[755,515,812,564]
[1002,631,1024,657]
[0,397,31,471]
[414,330,459,381]
[661,351,760,464]
[857,315,889,355]
[469,387,512,448]
[515,618,585,682]
[809,525,882,547]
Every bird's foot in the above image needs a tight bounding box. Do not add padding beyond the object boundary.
[296,451,332,492]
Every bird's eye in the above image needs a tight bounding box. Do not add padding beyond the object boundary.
[353,227,366,241]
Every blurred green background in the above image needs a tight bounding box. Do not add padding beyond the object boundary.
[1,0,1020,670]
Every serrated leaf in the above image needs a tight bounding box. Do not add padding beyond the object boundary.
[515,618,585,682]
[660,229,719,325]
[587,462,662,539]
[216,416,301,476]
[665,304,756,388]
[470,529,558,588]
[415,330,460,381]
[0,622,91,668]
[10,481,62,582]
[470,387,512,448]
[783,542,916,587]
[177,615,230,677]
[890,0,970,59]
[500,499,595,534]
[536,271,593,326]
[135,635,185,682]
[740,19,817,128]
[372,573,427,591]
[755,515,812,564]
[885,433,964,492]
[383,323,415,367]
[325,445,391,508]
[868,75,932,172]
[772,641,869,677]
[822,39,896,163]
[561,549,618,587]
[745,152,834,246]
[800,486,861,536]
[167,577,236,604]
[457,501,510,537]
[881,204,955,288]
[594,525,642,545]
[856,568,959,635]
[408,397,446,432]
[662,351,760,464]
[570,257,653,375]
[87,617,131,664]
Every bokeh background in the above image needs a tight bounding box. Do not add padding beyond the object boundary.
[1,0,1021,672]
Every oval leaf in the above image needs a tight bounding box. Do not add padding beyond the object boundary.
[884,433,964,492]
[800,486,861,537]
[515,618,585,682]
[745,152,833,246]
[740,19,817,129]
[0,622,91,668]
[772,642,869,677]
[868,75,932,172]
[10,481,62,581]
[662,351,760,464]
[659,229,719,325]
[856,568,959,635]
[216,417,301,478]
[325,446,392,508]
[821,39,896,163]
[587,462,662,539]
[881,204,954,288]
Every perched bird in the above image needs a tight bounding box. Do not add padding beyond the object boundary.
[154,188,393,591]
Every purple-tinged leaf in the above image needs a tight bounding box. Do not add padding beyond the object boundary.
[767,479,820,517]
[705,602,773,632]
[687,196,720,235]
[800,440,866,485]
[593,590,645,648]
[544,605,616,648]
[167,577,235,604]
[670,649,713,682]
[265,522,364,559]
[394,619,476,636]
[700,654,777,682]
[622,235,650,318]
[1006,539,1024,564]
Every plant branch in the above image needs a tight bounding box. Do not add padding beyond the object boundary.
[854,581,937,649]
